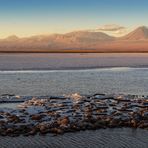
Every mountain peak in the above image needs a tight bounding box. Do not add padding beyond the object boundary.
[64,30,115,42]
[122,26,148,40]
[137,26,148,29]
[135,26,148,33]
[5,35,19,41]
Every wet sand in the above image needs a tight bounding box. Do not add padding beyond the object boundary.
[0,128,147,148]
[1,53,148,70]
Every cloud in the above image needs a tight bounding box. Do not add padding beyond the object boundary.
[95,24,128,36]
[71,24,129,37]
[97,24,126,31]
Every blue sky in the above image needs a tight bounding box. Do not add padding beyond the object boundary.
[0,0,148,37]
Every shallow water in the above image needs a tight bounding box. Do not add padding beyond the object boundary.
[0,103,19,109]
[0,128,147,148]
[0,67,148,96]
[1,53,148,70]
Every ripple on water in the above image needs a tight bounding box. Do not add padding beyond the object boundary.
[0,128,147,148]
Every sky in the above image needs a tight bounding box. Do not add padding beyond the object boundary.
[0,0,148,38]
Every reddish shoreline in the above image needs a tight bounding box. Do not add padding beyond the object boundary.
[1,51,148,53]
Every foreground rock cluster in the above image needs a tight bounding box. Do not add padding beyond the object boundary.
[0,93,148,136]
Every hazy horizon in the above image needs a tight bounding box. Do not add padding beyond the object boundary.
[0,25,147,39]
[0,0,148,38]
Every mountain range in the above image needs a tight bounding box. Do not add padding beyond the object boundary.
[0,26,148,53]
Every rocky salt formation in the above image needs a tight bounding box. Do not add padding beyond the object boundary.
[0,93,148,136]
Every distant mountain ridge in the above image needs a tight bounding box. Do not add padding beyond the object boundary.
[0,26,148,52]
[121,26,148,40]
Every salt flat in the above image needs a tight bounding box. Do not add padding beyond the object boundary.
[0,67,148,96]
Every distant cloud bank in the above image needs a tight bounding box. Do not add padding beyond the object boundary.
[97,24,125,31]
[96,24,129,36]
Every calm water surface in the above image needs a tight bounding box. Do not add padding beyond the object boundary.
[1,53,148,70]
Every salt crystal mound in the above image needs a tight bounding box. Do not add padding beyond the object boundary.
[0,93,147,136]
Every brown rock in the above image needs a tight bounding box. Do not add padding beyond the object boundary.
[131,119,137,128]
[39,125,48,134]
[28,128,37,135]
[31,114,43,120]
[6,128,14,134]
[0,121,6,126]
[50,128,63,134]
[8,115,20,123]
[58,117,70,126]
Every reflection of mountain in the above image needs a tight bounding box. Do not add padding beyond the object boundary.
[1,26,148,52]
